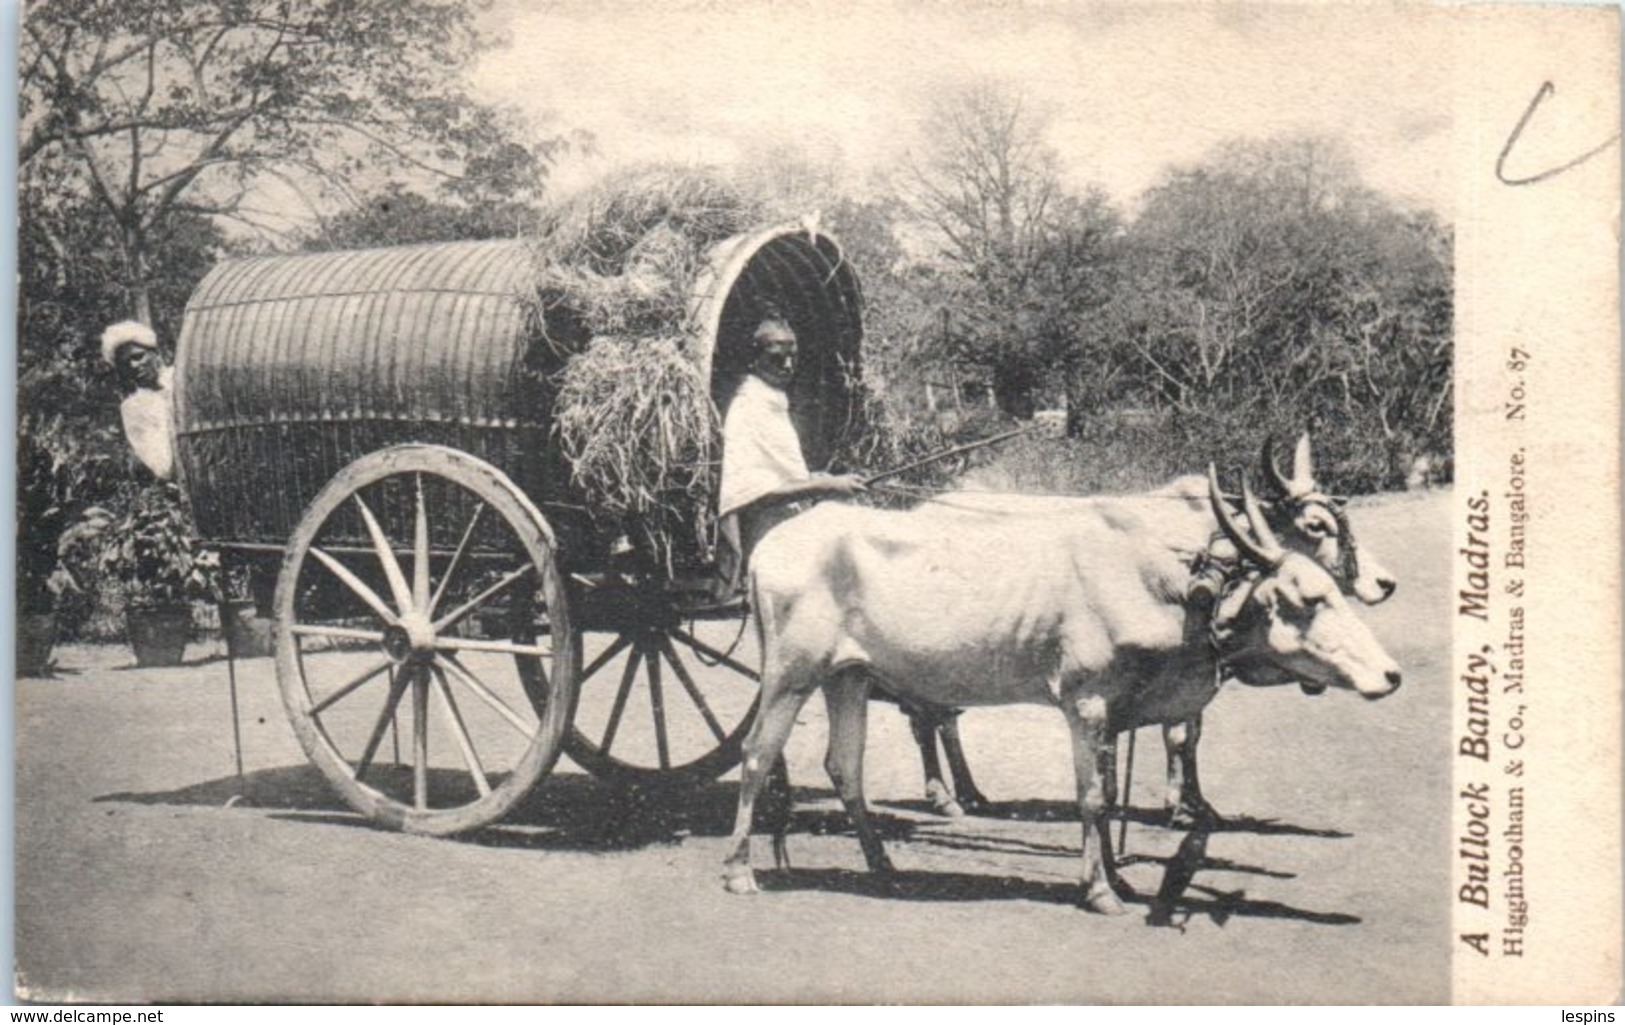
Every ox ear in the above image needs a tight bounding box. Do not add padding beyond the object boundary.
[1209,577,1258,643]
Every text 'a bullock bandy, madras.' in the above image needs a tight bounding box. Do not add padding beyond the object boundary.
[1454,426,1534,961]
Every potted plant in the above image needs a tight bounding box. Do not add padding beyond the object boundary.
[83,484,218,667]
[16,424,106,676]
[218,560,273,659]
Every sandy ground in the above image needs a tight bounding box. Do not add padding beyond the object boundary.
[15,490,1451,1004]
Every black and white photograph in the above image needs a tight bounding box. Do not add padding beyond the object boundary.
[13,0,1619,1005]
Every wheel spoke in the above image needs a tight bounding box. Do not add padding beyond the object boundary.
[431,666,491,798]
[289,623,386,644]
[659,636,728,744]
[671,627,759,680]
[354,493,413,616]
[412,474,431,613]
[439,654,535,739]
[580,634,633,684]
[599,642,642,755]
[648,642,670,770]
[356,665,414,782]
[311,658,394,715]
[433,635,549,658]
[431,565,534,634]
[412,664,430,810]
[429,501,485,619]
[309,548,399,626]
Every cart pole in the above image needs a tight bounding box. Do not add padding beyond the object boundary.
[225,642,247,804]
[1117,727,1136,857]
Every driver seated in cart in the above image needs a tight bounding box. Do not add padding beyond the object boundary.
[717,314,865,590]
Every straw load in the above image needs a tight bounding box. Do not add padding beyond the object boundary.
[532,166,777,572]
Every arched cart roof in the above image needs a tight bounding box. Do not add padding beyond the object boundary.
[685,221,863,470]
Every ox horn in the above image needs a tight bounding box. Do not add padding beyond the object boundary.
[1208,464,1283,568]
[1241,474,1285,559]
[1261,437,1293,498]
[1293,432,1317,490]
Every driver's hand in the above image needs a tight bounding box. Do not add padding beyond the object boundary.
[819,473,868,497]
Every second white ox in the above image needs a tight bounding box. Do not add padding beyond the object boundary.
[721,469,1400,913]
[918,434,1398,823]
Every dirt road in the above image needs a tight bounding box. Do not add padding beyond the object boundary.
[16,491,1451,1003]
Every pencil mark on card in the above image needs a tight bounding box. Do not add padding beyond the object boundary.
[1496,80,1620,187]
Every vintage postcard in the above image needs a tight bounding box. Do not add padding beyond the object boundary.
[13,0,1619,1005]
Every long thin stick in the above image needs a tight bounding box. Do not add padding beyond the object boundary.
[1118,727,1137,857]
[861,425,1036,487]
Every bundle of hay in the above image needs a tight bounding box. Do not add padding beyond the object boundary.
[553,334,721,573]
[525,165,772,358]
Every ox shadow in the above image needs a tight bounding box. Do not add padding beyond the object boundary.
[759,866,1361,927]
[877,796,1351,841]
[1144,883,1363,929]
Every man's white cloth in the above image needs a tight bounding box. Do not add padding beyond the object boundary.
[119,365,175,480]
[718,375,807,520]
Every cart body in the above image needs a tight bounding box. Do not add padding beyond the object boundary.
[172,222,865,833]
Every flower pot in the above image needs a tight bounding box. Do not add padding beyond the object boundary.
[220,599,273,659]
[17,612,58,677]
[127,603,193,668]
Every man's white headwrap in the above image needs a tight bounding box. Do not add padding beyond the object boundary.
[101,321,158,364]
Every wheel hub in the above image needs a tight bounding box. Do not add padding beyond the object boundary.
[382,613,437,664]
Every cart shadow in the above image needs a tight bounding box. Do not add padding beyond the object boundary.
[94,768,876,853]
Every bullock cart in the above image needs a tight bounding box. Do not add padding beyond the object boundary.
[173,224,863,835]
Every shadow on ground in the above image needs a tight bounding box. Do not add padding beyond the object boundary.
[96,766,1359,926]
[97,767,904,852]
[755,866,1360,926]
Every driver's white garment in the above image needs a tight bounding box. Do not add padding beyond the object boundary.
[718,374,807,520]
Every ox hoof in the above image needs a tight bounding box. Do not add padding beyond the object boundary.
[925,782,965,819]
[1083,882,1128,916]
[723,869,761,896]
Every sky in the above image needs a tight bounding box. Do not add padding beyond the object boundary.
[472,1,1459,217]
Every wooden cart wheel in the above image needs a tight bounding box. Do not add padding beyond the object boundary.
[274,445,577,836]
[564,615,760,788]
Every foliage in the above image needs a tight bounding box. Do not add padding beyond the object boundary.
[300,182,542,251]
[64,484,219,608]
[20,0,559,319]
[1101,135,1453,490]
[896,81,1122,417]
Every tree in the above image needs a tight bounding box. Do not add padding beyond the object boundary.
[897,81,1120,417]
[300,182,541,251]
[1112,135,1453,488]
[20,0,561,321]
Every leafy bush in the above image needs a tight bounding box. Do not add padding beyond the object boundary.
[63,484,218,608]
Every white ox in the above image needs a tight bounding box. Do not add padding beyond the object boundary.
[903,434,1398,822]
[721,469,1400,913]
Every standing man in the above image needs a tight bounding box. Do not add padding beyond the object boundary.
[717,315,864,583]
[101,320,175,481]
